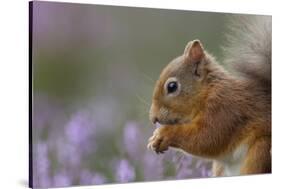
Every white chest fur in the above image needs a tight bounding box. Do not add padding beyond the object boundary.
[217,144,248,176]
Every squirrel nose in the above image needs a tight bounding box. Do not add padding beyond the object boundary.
[152,117,159,124]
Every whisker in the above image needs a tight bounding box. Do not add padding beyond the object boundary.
[141,72,155,84]
[135,94,150,107]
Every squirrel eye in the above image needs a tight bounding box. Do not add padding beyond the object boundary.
[167,81,178,93]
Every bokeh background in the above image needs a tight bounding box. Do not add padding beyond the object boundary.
[32,1,230,188]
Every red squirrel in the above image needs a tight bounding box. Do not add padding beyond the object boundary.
[147,16,271,176]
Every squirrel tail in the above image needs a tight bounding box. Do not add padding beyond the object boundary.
[223,15,271,91]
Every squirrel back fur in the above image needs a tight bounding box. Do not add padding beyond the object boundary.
[223,16,271,94]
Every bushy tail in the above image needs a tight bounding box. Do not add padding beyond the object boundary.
[223,15,271,91]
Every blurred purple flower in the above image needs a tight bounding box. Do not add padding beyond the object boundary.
[195,160,212,177]
[175,153,212,179]
[34,142,49,175]
[53,171,72,187]
[63,110,97,160]
[56,140,82,167]
[176,155,193,179]
[32,92,212,187]
[176,168,193,179]
[80,170,93,184]
[123,121,141,159]
[80,170,106,185]
[92,173,107,185]
[142,152,164,181]
[115,159,135,183]
[33,142,51,188]
[201,166,212,177]
[65,110,95,145]
[195,160,204,169]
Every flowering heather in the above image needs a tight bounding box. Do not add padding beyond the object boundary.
[80,170,106,185]
[53,171,72,187]
[123,121,142,160]
[115,159,136,183]
[32,93,211,187]
[142,151,164,181]
[33,142,51,188]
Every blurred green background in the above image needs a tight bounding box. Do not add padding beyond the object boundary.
[33,2,226,109]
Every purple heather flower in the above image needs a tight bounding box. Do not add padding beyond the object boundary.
[142,152,164,181]
[190,159,212,178]
[123,121,141,159]
[195,159,205,169]
[163,151,194,179]
[65,110,95,145]
[53,171,72,187]
[80,170,107,185]
[181,154,193,167]
[64,110,96,158]
[176,168,193,179]
[92,173,106,185]
[33,142,51,188]
[115,159,135,183]
[200,166,212,177]
[176,158,193,179]
[56,140,82,167]
[32,92,212,187]
[195,160,212,177]
[172,154,194,179]
[34,142,49,175]
[80,170,93,185]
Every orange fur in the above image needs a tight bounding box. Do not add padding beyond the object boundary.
[147,39,271,176]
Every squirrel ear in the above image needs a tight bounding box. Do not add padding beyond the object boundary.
[184,40,206,79]
[184,40,205,62]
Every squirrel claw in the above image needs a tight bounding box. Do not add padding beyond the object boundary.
[147,127,170,154]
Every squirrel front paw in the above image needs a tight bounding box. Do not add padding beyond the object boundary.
[147,126,174,154]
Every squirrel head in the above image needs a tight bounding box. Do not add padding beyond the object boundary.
[150,40,212,125]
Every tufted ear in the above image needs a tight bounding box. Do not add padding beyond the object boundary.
[184,39,205,62]
[183,40,206,79]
